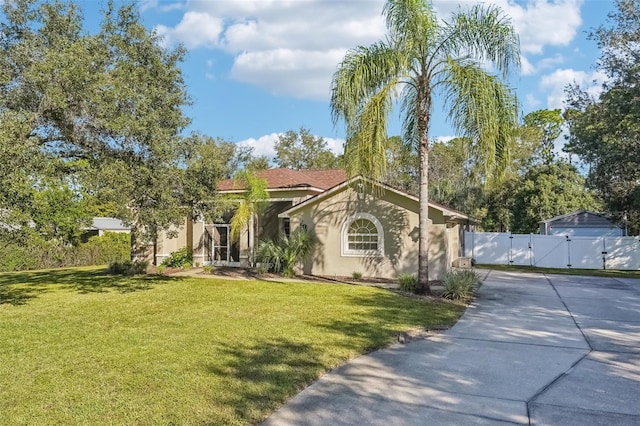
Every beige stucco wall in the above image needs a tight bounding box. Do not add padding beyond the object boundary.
[156,219,188,264]
[447,223,461,269]
[190,220,208,266]
[290,186,453,280]
[155,218,210,266]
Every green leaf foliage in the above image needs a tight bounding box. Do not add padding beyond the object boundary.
[256,229,318,277]
[510,163,602,233]
[441,269,479,301]
[523,109,564,165]
[274,127,341,170]
[0,0,191,251]
[0,231,130,272]
[179,132,240,223]
[161,247,193,268]
[229,171,269,241]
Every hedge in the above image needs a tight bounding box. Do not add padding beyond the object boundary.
[0,232,131,272]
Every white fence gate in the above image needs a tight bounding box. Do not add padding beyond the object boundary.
[465,232,640,270]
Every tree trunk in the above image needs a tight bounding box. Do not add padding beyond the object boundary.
[417,88,431,294]
[418,136,431,295]
[248,212,255,267]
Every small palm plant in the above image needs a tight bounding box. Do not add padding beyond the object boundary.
[441,269,480,301]
[256,229,318,277]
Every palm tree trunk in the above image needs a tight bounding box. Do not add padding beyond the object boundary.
[248,211,255,267]
[418,135,431,294]
[418,90,432,294]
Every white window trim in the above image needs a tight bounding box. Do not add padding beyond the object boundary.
[341,213,384,257]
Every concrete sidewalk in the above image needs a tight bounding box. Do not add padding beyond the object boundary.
[262,270,640,425]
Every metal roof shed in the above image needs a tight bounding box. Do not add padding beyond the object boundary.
[539,210,624,237]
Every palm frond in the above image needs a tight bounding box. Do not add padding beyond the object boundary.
[229,170,268,240]
[343,82,396,180]
[230,201,251,240]
[383,0,438,53]
[442,58,518,180]
[442,4,520,77]
[331,42,404,127]
[256,229,317,277]
[399,82,421,149]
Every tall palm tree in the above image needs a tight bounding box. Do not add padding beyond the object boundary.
[331,0,520,293]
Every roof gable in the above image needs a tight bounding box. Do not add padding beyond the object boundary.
[541,210,619,227]
[279,176,471,221]
[217,168,347,192]
[89,217,129,231]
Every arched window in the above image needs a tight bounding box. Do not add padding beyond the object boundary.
[341,213,384,257]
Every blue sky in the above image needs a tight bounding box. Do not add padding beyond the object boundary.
[81,0,614,159]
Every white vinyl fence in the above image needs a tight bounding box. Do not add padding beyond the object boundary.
[464,232,640,270]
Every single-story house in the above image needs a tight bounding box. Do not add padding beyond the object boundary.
[539,210,624,237]
[154,168,473,280]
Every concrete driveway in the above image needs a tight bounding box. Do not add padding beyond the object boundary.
[262,270,640,425]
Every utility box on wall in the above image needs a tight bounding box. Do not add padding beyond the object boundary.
[453,257,472,268]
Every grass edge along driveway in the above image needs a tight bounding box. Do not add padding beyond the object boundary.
[476,263,640,279]
[0,267,464,425]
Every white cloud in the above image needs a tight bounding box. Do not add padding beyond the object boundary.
[159,0,585,99]
[536,54,565,72]
[205,59,216,80]
[157,0,385,99]
[236,133,281,160]
[140,0,184,13]
[521,56,535,76]
[522,54,565,76]
[156,11,223,49]
[500,0,582,55]
[237,133,345,160]
[435,136,457,144]
[324,137,345,156]
[539,68,607,109]
[231,49,347,99]
[525,93,542,109]
[434,0,582,80]
[139,0,157,13]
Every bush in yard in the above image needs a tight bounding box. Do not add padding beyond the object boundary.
[256,229,317,277]
[0,241,41,271]
[352,271,363,280]
[76,232,130,265]
[441,269,479,301]
[161,247,193,268]
[108,260,148,276]
[398,273,418,292]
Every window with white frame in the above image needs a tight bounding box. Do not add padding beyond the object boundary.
[341,213,384,257]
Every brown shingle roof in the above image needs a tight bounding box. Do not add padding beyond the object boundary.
[217,168,347,192]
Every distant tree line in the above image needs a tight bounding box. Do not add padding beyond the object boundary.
[563,0,640,234]
[382,109,601,233]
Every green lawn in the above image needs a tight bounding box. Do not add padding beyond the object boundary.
[0,267,463,425]
[476,263,640,279]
